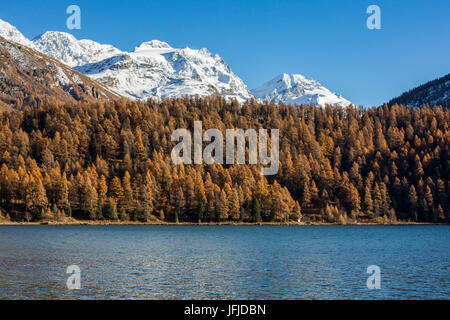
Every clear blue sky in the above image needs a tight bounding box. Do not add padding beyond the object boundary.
[2,0,449,106]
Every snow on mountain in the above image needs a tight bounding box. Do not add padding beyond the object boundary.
[252,73,352,107]
[0,19,34,47]
[388,73,449,108]
[1,17,352,106]
[137,40,172,50]
[0,36,119,108]
[28,28,252,102]
[75,41,253,102]
[32,31,123,67]
[0,18,252,102]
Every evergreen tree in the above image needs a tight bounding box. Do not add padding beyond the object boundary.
[252,197,261,223]
[198,201,204,223]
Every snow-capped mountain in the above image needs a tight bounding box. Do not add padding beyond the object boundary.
[0,18,253,102]
[252,73,352,107]
[32,31,123,67]
[0,17,353,107]
[0,19,33,47]
[75,40,253,102]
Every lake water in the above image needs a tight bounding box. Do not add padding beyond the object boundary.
[0,225,448,300]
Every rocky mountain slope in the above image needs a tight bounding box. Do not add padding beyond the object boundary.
[0,36,119,108]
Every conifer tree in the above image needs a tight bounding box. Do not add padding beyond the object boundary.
[216,189,229,222]
[252,197,261,223]
[408,185,419,221]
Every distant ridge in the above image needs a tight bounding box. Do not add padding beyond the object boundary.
[388,73,450,108]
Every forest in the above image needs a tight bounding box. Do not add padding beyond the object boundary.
[0,96,448,224]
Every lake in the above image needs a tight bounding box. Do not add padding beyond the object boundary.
[0,225,448,299]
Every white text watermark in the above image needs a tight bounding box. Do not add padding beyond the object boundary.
[171,121,279,175]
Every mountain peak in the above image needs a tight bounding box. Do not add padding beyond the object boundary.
[77,40,252,102]
[32,31,122,67]
[252,73,351,107]
[273,73,312,88]
[0,17,354,106]
[33,30,77,42]
[135,40,172,51]
[0,18,33,47]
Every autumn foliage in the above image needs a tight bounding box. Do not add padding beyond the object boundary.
[0,96,448,223]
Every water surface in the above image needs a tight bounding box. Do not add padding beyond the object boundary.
[0,225,448,299]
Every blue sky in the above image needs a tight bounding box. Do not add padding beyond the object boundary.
[1,0,449,106]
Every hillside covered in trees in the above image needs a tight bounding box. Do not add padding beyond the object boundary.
[0,97,448,224]
[388,73,450,108]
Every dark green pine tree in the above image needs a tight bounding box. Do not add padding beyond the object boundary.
[239,207,245,222]
[252,197,261,223]
[97,200,103,220]
[198,201,204,223]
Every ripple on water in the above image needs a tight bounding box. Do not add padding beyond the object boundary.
[0,225,448,299]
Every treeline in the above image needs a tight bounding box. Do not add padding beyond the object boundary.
[0,96,448,223]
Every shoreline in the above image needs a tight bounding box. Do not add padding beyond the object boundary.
[0,219,445,227]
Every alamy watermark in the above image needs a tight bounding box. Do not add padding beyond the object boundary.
[366,265,381,289]
[66,265,81,290]
[171,121,279,176]
[366,5,381,30]
[66,5,81,30]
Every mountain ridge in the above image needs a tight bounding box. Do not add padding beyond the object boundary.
[0,36,119,108]
[32,31,124,68]
[388,73,449,108]
[0,18,33,47]
[0,17,355,106]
